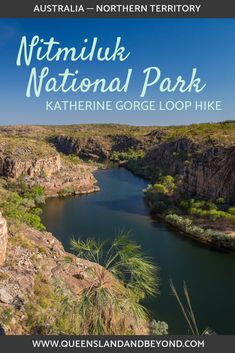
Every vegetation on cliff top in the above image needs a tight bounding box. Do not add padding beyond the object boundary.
[0,136,57,159]
[0,121,234,147]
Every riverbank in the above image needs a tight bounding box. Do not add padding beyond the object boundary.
[152,207,235,253]
[109,157,235,253]
[142,177,235,253]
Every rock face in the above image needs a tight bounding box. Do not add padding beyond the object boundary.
[0,219,146,335]
[0,220,102,334]
[0,212,8,266]
[181,146,235,203]
[0,155,61,179]
[29,161,100,197]
[126,134,235,203]
[144,138,197,176]
[0,142,99,197]
[51,135,111,160]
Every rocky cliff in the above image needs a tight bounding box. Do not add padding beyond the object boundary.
[0,137,99,197]
[133,138,197,179]
[0,218,100,333]
[0,216,146,335]
[0,155,61,179]
[51,135,111,161]
[125,132,235,204]
[181,146,235,203]
[50,133,143,161]
[0,212,8,266]
[33,160,99,197]
[0,138,61,179]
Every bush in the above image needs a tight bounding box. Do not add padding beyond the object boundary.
[0,185,46,231]
[150,320,168,335]
[153,183,168,194]
[58,187,76,197]
[228,207,235,215]
[25,274,81,334]
[0,308,13,325]
[165,214,235,249]
[179,198,234,221]
[111,149,144,162]
[159,175,176,194]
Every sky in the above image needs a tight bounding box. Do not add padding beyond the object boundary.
[0,18,234,126]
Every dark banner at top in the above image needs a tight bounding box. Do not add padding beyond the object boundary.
[1,0,235,18]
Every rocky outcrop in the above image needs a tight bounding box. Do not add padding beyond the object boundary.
[27,160,100,197]
[181,146,235,203]
[0,212,8,266]
[144,138,197,175]
[0,218,146,335]
[0,220,102,333]
[126,138,197,180]
[51,135,111,161]
[126,135,235,203]
[0,155,61,179]
[0,139,99,197]
[110,134,141,152]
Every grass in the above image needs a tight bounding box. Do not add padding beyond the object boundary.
[8,235,36,251]
[170,281,212,335]
[0,136,57,160]
[0,308,13,325]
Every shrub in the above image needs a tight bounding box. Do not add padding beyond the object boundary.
[25,274,81,334]
[216,197,225,205]
[159,175,176,194]
[58,187,76,197]
[150,320,168,335]
[0,308,13,325]
[153,183,168,194]
[178,198,234,221]
[228,207,235,215]
[165,214,235,249]
[0,185,46,231]
[111,149,144,162]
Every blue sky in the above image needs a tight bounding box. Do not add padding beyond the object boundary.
[0,18,234,126]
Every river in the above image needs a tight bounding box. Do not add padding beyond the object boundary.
[41,168,235,334]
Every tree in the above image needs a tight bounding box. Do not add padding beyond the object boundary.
[70,232,159,335]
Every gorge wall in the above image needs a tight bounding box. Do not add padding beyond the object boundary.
[51,135,111,160]
[0,138,99,197]
[0,124,234,203]
[0,155,61,179]
[50,131,235,204]
[181,146,235,203]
